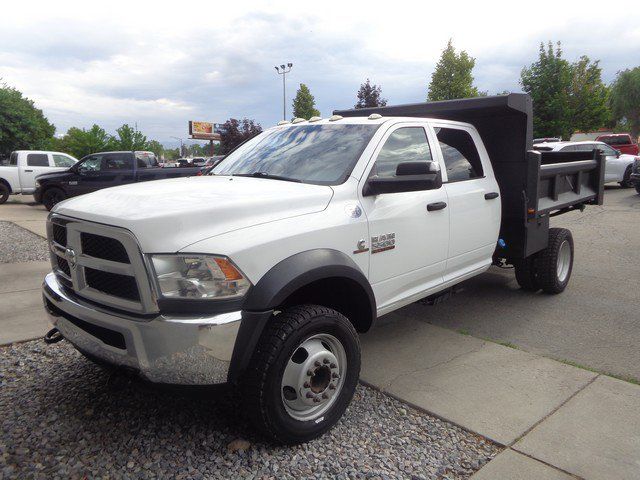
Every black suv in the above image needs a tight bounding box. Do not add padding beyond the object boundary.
[35,151,202,210]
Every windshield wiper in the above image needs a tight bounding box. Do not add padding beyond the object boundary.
[231,172,302,183]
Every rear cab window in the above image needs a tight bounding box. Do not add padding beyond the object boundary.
[135,152,159,169]
[26,153,50,167]
[434,127,484,182]
[103,153,134,170]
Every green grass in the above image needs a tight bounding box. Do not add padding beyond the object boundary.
[452,328,640,386]
[559,359,640,385]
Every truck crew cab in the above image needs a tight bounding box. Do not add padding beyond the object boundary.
[0,150,78,204]
[34,150,202,210]
[42,95,604,444]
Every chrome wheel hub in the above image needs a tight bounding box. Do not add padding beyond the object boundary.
[557,240,571,282]
[281,333,346,421]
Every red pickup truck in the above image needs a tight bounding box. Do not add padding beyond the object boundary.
[596,133,639,156]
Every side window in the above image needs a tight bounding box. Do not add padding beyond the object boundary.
[574,144,593,152]
[103,153,133,170]
[80,155,102,172]
[435,127,483,182]
[370,127,432,178]
[594,144,616,156]
[26,153,50,167]
[560,145,577,152]
[9,152,18,166]
[52,154,76,167]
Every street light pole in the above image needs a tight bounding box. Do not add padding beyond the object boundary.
[170,136,183,157]
[275,63,293,121]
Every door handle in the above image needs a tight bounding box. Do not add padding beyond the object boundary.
[24,169,33,172]
[484,192,499,200]
[427,201,447,211]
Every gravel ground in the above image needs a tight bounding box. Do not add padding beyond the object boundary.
[1,341,500,479]
[0,222,49,263]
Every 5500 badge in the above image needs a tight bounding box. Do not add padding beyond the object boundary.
[371,233,395,253]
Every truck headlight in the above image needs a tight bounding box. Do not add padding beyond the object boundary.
[150,255,250,300]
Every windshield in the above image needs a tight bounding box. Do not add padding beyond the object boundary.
[212,124,379,185]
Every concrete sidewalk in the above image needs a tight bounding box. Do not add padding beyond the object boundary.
[0,261,51,345]
[0,198,48,238]
[360,313,640,479]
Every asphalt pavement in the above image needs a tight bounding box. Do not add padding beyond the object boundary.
[402,186,640,383]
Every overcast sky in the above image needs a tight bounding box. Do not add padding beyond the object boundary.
[1,0,638,144]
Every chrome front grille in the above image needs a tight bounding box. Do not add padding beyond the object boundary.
[47,215,158,314]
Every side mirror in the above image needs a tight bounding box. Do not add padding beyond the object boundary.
[615,149,621,158]
[363,161,442,196]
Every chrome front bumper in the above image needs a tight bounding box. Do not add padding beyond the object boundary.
[42,272,241,385]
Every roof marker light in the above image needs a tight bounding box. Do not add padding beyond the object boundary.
[291,117,306,124]
[277,120,290,126]
[329,115,343,122]
[308,116,322,122]
[368,113,382,120]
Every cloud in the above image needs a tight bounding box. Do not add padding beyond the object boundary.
[1,0,638,141]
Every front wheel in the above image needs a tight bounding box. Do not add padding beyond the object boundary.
[635,183,640,195]
[241,305,360,444]
[42,187,66,211]
[534,228,574,294]
[620,166,633,188]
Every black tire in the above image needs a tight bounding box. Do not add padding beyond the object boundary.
[241,305,360,444]
[514,256,540,292]
[42,187,66,211]
[0,183,9,205]
[534,228,574,294]
[619,166,633,188]
[635,183,640,195]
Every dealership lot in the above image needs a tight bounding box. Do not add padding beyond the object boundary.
[1,186,639,478]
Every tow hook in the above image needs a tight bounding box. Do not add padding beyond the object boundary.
[44,328,64,344]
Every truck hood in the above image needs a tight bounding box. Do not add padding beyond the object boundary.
[53,176,334,252]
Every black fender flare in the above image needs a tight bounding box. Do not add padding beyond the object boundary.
[228,249,376,382]
[243,248,375,315]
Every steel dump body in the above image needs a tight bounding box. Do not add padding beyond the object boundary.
[334,94,604,260]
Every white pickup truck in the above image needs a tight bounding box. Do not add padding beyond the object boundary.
[0,150,77,204]
[42,95,604,444]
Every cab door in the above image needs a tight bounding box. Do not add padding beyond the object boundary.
[359,124,449,314]
[431,124,501,282]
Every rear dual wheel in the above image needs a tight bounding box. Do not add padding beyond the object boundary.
[514,227,574,294]
[241,305,360,444]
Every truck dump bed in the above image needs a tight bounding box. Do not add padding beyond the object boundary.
[334,94,604,259]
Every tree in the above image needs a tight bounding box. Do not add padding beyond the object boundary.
[0,82,55,155]
[427,40,482,101]
[292,84,320,119]
[355,79,387,109]
[520,42,573,139]
[147,140,164,158]
[568,56,609,134]
[55,124,114,158]
[219,118,262,154]
[610,67,640,139]
[112,124,148,151]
